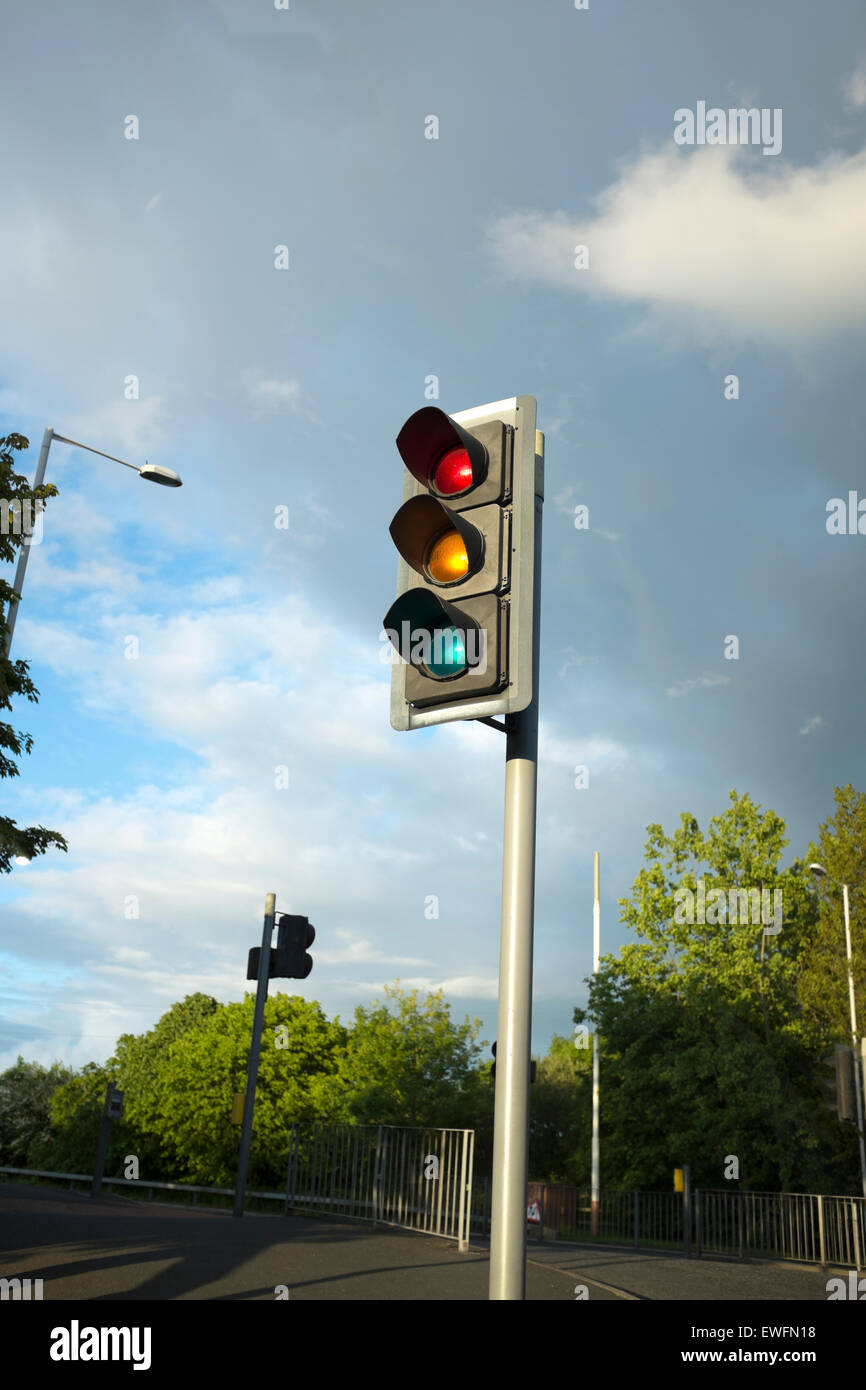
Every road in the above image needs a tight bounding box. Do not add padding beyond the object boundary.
[0,1184,846,1301]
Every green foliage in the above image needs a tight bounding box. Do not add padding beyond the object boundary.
[0,1055,74,1166]
[529,1033,592,1183]
[34,1062,113,1174]
[332,983,486,1129]
[0,432,68,871]
[114,992,345,1187]
[799,785,866,1042]
[574,790,860,1193]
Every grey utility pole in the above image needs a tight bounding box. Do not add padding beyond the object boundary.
[90,1082,123,1198]
[233,892,276,1219]
[842,884,866,1199]
[488,431,544,1301]
[590,851,601,1237]
[4,427,52,658]
[3,427,182,659]
[809,866,866,1199]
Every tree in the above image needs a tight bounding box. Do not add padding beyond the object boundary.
[799,785,866,1043]
[0,432,68,871]
[528,1033,592,1184]
[0,1055,74,1166]
[111,993,223,1178]
[333,982,486,1129]
[112,993,346,1188]
[33,1062,113,1174]
[574,791,852,1192]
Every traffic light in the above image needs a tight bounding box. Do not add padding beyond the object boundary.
[105,1086,124,1120]
[384,397,539,731]
[247,914,315,981]
[274,914,315,979]
[822,1044,857,1122]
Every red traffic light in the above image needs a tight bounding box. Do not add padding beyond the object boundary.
[396,407,489,498]
[433,447,474,497]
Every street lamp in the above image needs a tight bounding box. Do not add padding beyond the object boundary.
[809,862,866,1198]
[3,427,183,657]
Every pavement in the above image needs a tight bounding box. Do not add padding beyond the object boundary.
[0,1183,850,1301]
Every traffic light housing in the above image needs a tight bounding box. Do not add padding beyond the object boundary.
[105,1086,124,1120]
[247,914,315,981]
[384,396,539,731]
[274,913,315,979]
[822,1044,857,1122]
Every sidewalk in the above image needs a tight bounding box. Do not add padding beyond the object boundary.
[510,1237,841,1300]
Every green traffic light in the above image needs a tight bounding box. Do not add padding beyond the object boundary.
[425,625,468,678]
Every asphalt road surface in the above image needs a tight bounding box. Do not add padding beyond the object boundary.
[0,1184,844,1301]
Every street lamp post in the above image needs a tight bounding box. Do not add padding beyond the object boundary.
[810,863,866,1199]
[3,427,182,659]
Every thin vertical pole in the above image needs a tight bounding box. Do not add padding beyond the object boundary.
[233,892,275,1218]
[4,427,53,657]
[90,1084,115,1198]
[488,436,544,1301]
[683,1163,692,1257]
[591,851,601,1237]
[457,1130,469,1251]
[842,886,866,1199]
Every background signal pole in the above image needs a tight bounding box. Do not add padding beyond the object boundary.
[233,892,276,1219]
[591,851,601,1237]
[488,429,544,1301]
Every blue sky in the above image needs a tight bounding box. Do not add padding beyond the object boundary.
[2,0,865,1070]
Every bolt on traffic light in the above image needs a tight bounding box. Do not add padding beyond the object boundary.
[383,397,539,731]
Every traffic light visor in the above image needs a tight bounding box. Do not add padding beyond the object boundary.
[389,495,484,587]
[383,588,483,679]
[396,407,488,497]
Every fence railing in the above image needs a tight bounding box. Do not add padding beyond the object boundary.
[525,1182,865,1269]
[3,1161,862,1270]
[284,1124,474,1250]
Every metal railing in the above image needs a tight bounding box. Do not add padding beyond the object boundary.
[697,1189,865,1268]
[0,1165,278,1208]
[4,1162,862,1270]
[284,1124,474,1251]
[525,1181,865,1268]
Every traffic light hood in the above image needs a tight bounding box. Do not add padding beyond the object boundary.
[396,407,489,496]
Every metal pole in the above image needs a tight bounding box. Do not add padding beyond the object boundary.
[4,427,53,658]
[591,850,600,1237]
[233,892,276,1218]
[488,434,544,1301]
[90,1083,114,1198]
[683,1163,692,1257]
[842,885,866,1199]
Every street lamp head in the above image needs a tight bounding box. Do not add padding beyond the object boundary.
[808,863,827,876]
[139,464,182,487]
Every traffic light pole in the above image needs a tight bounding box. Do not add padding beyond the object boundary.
[233,892,276,1219]
[488,434,544,1301]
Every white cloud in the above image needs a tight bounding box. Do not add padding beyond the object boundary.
[799,714,825,736]
[58,396,171,459]
[240,368,305,416]
[844,60,866,108]
[667,674,731,698]
[558,646,597,677]
[485,144,866,349]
